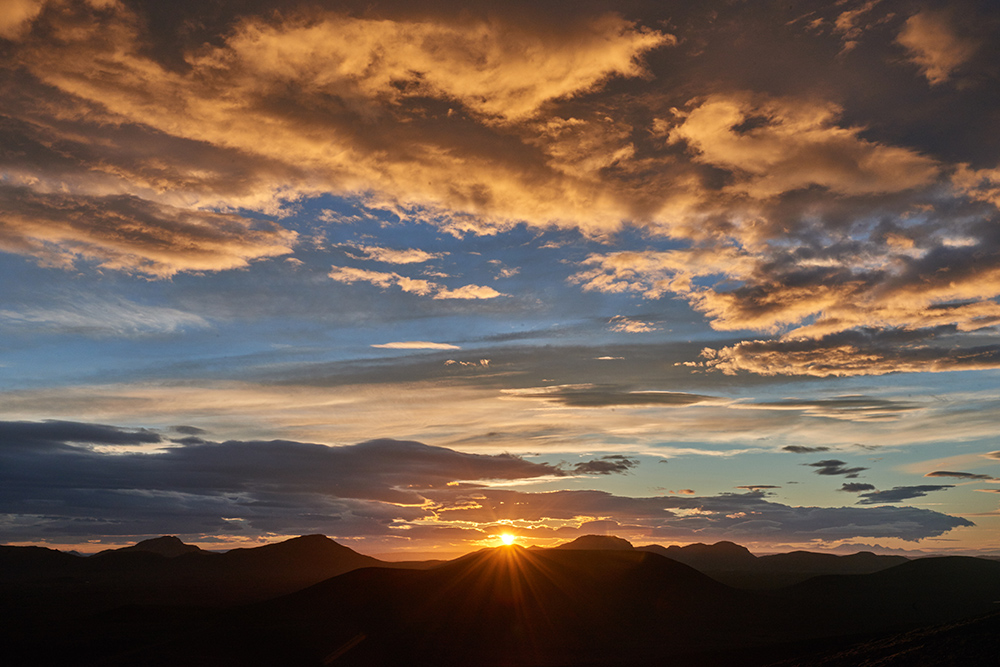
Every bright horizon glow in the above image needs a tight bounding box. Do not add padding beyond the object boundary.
[501,533,517,546]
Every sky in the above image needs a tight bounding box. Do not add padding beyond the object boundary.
[2,0,1000,559]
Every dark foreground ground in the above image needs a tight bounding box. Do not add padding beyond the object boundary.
[3,535,999,666]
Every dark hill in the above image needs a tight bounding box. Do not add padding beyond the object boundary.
[0,534,422,617]
[555,534,634,550]
[637,542,907,589]
[774,608,1000,666]
[777,556,1000,637]
[6,537,1000,666]
[639,540,758,570]
[99,546,766,666]
[99,535,201,558]
[0,544,81,583]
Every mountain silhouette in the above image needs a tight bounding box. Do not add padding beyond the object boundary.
[634,541,907,588]
[92,545,765,666]
[555,534,634,550]
[98,535,201,558]
[639,540,758,570]
[5,535,1000,666]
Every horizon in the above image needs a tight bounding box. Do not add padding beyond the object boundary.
[6,531,977,562]
[2,1,1000,560]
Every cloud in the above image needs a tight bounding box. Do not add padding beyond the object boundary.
[444,359,490,368]
[0,418,978,545]
[502,384,715,408]
[0,420,162,451]
[2,2,674,250]
[783,445,832,454]
[432,284,504,300]
[345,245,447,264]
[0,429,569,539]
[328,265,504,300]
[0,186,296,278]
[896,10,976,85]
[750,395,921,421]
[0,0,43,39]
[925,471,996,480]
[430,488,973,543]
[700,328,1000,377]
[572,455,639,475]
[806,459,868,478]
[0,298,209,336]
[221,11,671,123]
[608,315,658,333]
[372,341,461,351]
[735,485,780,491]
[857,484,955,505]
[669,93,939,198]
[840,483,877,493]
[3,2,998,383]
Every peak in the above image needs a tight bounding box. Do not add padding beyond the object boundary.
[287,534,336,544]
[708,541,753,554]
[128,536,201,557]
[556,535,634,551]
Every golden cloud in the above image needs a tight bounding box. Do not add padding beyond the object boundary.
[0,186,296,277]
[896,9,977,85]
[669,94,939,198]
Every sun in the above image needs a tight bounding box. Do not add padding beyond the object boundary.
[500,533,516,546]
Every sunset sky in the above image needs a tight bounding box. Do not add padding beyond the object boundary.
[3,0,1000,558]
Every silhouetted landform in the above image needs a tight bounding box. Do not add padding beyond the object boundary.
[555,534,635,550]
[98,535,202,558]
[637,540,908,588]
[0,534,430,625]
[4,535,1000,666]
[771,609,1000,666]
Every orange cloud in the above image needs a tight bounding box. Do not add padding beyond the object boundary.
[0,186,295,277]
[8,4,672,242]
[328,265,504,300]
[700,330,1000,377]
[669,94,939,198]
[896,10,977,85]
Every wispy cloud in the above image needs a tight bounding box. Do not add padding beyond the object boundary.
[345,244,447,264]
[0,298,209,336]
[329,265,504,300]
[372,342,461,350]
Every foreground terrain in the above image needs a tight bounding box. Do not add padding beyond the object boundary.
[3,535,999,665]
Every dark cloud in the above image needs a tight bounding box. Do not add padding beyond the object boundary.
[735,485,780,491]
[0,420,162,451]
[806,459,869,478]
[572,455,639,475]
[857,485,955,505]
[506,384,715,408]
[0,428,566,539]
[0,420,975,544]
[171,425,207,435]
[783,445,832,454]
[925,470,996,480]
[840,483,877,493]
[755,396,922,420]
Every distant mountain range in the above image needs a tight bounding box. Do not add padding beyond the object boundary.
[3,534,999,666]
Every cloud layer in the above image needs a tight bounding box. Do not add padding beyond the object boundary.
[2,1,999,375]
[0,420,974,546]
